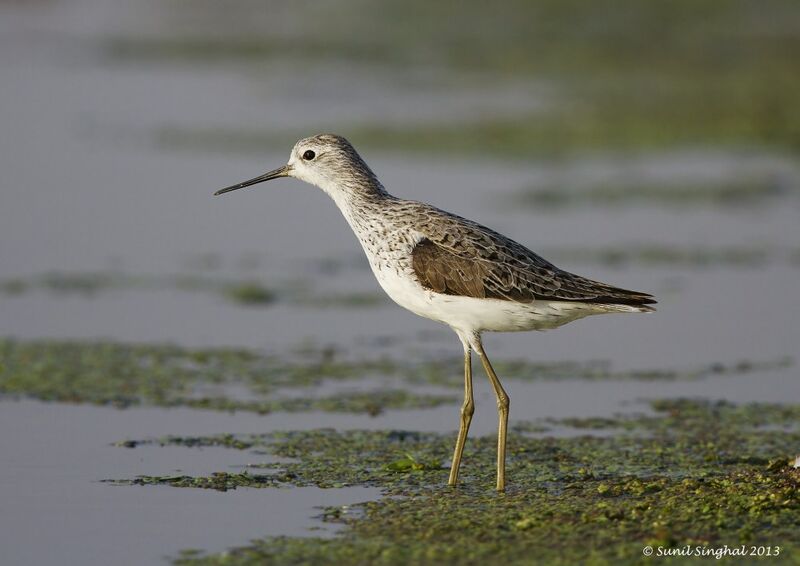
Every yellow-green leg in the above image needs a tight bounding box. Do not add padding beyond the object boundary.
[448,347,474,486]
[475,341,509,492]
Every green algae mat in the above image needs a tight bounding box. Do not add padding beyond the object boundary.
[127,400,799,565]
[0,338,789,414]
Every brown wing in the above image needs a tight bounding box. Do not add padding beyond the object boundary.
[412,238,533,301]
[410,214,656,307]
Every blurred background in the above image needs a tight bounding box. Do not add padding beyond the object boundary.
[2,0,798,359]
[1,0,799,564]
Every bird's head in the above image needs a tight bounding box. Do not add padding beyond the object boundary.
[215,134,383,199]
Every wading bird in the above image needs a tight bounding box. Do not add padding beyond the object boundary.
[215,134,655,491]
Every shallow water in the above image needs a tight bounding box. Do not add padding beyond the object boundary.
[0,400,379,566]
[1,0,799,564]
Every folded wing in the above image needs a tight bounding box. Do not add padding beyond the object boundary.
[410,210,656,307]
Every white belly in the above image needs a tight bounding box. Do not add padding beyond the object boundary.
[370,262,605,334]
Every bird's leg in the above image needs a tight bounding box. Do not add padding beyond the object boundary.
[448,345,474,486]
[475,341,509,492]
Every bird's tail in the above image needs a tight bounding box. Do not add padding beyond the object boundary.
[599,303,657,314]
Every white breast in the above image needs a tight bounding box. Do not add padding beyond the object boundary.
[355,227,437,321]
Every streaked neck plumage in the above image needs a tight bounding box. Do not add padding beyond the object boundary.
[309,159,395,222]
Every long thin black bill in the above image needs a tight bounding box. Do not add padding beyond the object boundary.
[214,165,290,196]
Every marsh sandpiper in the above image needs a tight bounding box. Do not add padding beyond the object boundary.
[215,134,656,491]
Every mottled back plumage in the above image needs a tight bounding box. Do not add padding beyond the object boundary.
[408,207,655,307]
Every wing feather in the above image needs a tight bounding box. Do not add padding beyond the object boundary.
[408,205,656,306]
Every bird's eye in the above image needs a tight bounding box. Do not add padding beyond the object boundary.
[302,150,316,161]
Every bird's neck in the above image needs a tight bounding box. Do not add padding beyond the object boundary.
[319,175,394,224]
